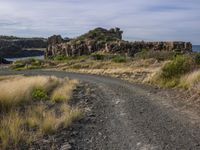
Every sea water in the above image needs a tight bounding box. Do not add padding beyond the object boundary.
[193,45,200,52]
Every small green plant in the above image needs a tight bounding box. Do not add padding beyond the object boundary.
[32,88,49,100]
[91,54,105,60]
[112,55,127,63]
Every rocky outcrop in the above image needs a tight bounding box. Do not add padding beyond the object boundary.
[45,27,192,58]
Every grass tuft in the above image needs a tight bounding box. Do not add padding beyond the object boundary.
[0,111,26,149]
[0,75,80,149]
[179,70,200,89]
[51,79,78,102]
[0,76,60,111]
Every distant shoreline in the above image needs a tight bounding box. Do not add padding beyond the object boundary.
[5,55,44,62]
[1,49,44,59]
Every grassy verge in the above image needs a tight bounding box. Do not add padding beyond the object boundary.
[53,51,200,91]
[11,50,200,91]
[150,54,200,88]
[54,52,164,83]
[10,58,56,71]
[0,75,81,149]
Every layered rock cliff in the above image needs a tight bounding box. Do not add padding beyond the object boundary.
[46,27,192,58]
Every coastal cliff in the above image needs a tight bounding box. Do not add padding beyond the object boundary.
[45,27,192,58]
[0,36,47,58]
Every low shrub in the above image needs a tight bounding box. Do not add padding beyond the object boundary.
[32,88,49,100]
[161,55,195,79]
[194,53,200,65]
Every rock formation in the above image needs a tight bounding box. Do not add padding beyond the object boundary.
[45,27,192,58]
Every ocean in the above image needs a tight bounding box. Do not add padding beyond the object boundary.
[193,45,200,52]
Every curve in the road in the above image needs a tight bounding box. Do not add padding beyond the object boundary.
[0,69,200,150]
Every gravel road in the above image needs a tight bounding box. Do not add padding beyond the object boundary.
[1,68,200,150]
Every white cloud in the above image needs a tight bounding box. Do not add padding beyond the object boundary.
[0,0,199,44]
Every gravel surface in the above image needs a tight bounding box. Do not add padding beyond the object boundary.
[1,68,200,150]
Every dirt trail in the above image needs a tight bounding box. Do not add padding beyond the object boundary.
[1,69,200,150]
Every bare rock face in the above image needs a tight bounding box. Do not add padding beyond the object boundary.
[45,35,63,58]
[45,28,192,58]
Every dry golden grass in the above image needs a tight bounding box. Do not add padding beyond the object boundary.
[51,78,78,102]
[0,76,61,110]
[25,105,45,129]
[40,109,58,134]
[60,104,83,127]
[0,111,26,149]
[0,105,82,149]
[0,75,80,149]
[40,105,82,134]
[179,70,200,89]
[57,58,163,83]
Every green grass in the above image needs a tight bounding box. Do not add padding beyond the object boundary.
[112,55,127,63]
[161,55,194,79]
[11,58,44,70]
[152,54,197,87]
[32,88,49,101]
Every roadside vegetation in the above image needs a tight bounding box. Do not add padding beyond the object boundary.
[52,50,200,91]
[10,58,55,70]
[150,53,200,88]
[0,75,81,149]
[10,49,200,91]
[54,51,167,83]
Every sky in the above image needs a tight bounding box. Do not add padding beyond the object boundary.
[0,0,199,44]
